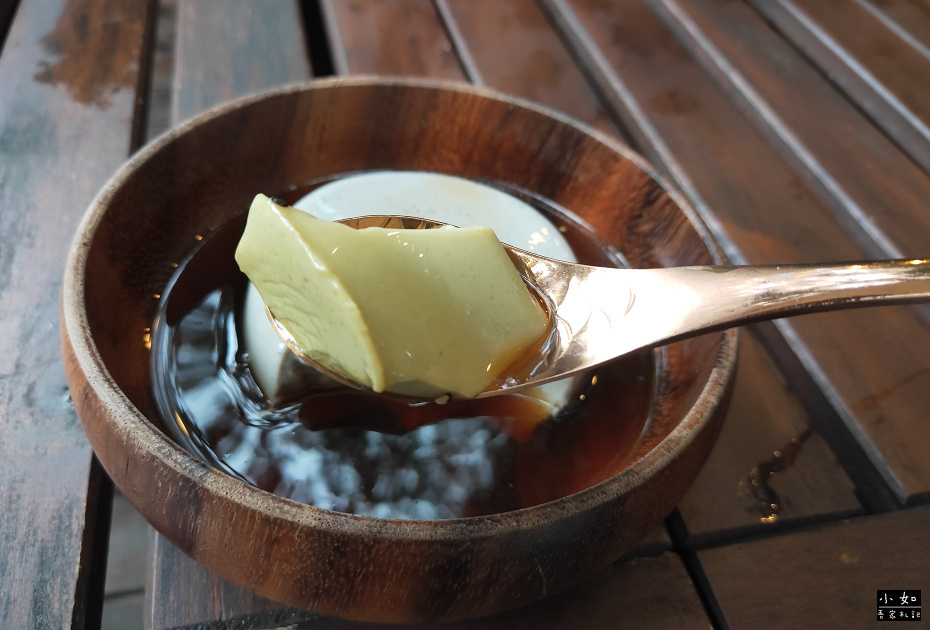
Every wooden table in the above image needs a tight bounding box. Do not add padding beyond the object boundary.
[2,0,928,628]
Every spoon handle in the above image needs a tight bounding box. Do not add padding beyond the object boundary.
[508,255,930,390]
[623,259,930,335]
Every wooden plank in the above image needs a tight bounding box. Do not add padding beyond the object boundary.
[153,548,707,629]
[172,0,310,124]
[655,0,930,259]
[105,492,150,598]
[699,506,930,628]
[148,533,317,629]
[861,0,930,56]
[0,0,154,627]
[439,552,712,630]
[748,0,930,173]
[545,0,861,263]
[440,0,622,138]
[320,0,463,79]
[144,0,176,142]
[149,524,676,629]
[677,331,860,544]
[547,0,930,505]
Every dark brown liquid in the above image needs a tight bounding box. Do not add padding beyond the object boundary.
[151,178,658,519]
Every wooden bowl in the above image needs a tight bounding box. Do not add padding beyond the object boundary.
[61,78,737,623]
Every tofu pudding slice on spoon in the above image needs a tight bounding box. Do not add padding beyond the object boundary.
[240,171,581,409]
[238,200,550,400]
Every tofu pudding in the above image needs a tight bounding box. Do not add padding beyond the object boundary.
[244,172,580,410]
[236,195,549,400]
[150,172,657,519]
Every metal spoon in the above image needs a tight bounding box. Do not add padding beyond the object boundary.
[266,215,930,400]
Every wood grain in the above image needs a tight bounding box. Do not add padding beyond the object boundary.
[148,531,315,628]
[700,506,930,629]
[149,521,674,629]
[548,0,863,263]
[0,0,153,627]
[439,552,712,630]
[321,0,464,78]
[550,0,930,505]
[442,0,623,139]
[861,0,930,55]
[748,0,930,173]
[656,0,930,259]
[151,543,704,629]
[172,0,310,125]
[677,330,860,544]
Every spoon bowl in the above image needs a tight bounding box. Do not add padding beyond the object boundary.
[266,215,930,401]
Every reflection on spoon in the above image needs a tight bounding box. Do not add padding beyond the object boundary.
[269,215,930,401]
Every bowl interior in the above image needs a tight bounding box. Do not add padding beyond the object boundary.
[87,80,723,455]
[67,79,733,622]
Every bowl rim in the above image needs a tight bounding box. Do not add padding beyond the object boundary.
[61,76,738,540]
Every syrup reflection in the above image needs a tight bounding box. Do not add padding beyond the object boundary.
[737,429,811,523]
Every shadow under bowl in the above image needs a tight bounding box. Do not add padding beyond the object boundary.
[61,78,737,624]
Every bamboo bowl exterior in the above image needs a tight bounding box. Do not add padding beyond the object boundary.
[61,78,737,623]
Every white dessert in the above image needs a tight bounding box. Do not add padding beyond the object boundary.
[236,194,548,399]
[293,171,575,262]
